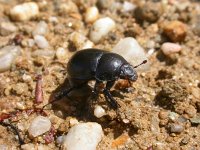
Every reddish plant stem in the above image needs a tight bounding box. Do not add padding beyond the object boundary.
[35,74,44,104]
[44,125,56,144]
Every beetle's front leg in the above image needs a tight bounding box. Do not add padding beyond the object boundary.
[103,80,119,110]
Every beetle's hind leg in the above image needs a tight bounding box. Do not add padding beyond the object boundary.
[103,80,120,110]
[43,80,88,109]
[55,79,88,100]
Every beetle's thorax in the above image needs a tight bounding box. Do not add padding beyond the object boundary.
[95,53,127,81]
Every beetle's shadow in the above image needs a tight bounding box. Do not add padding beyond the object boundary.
[49,78,92,119]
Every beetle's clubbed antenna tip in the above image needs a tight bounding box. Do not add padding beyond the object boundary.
[133,60,148,68]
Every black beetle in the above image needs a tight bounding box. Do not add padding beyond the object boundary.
[55,48,147,109]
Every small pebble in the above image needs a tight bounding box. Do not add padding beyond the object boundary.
[22,74,32,82]
[32,21,48,36]
[84,6,99,23]
[163,21,187,42]
[58,1,78,14]
[48,16,58,23]
[177,116,188,123]
[111,134,130,148]
[0,145,9,150]
[97,0,113,9]
[134,2,163,23]
[34,35,49,49]
[0,46,21,72]
[69,32,93,50]
[16,101,25,110]
[180,137,190,145]
[112,37,149,71]
[27,39,35,47]
[56,136,65,145]
[161,42,182,55]
[94,105,106,118]
[89,17,116,43]
[122,1,136,12]
[168,112,179,121]
[158,110,169,119]
[190,114,200,124]
[10,2,39,21]
[56,47,68,60]
[184,105,197,118]
[69,118,79,127]
[193,15,200,36]
[62,122,104,150]
[0,22,18,36]
[32,50,55,58]
[122,119,130,124]
[170,123,184,133]
[12,82,28,95]
[21,143,49,150]
[28,116,51,137]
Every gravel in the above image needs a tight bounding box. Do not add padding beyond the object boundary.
[163,21,187,42]
[32,21,48,36]
[134,2,163,23]
[161,42,182,55]
[56,47,68,60]
[0,22,18,36]
[94,105,106,118]
[34,35,49,49]
[28,116,51,138]
[62,122,104,150]
[84,6,99,23]
[0,46,21,72]
[9,2,39,21]
[0,1,200,149]
[170,123,184,133]
[89,17,116,43]
[122,1,136,12]
[112,37,149,71]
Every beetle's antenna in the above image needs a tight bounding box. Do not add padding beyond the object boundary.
[133,60,147,68]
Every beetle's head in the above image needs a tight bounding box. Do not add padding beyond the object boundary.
[119,60,147,81]
[119,64,138,81]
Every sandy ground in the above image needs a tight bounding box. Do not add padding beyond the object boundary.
[0,0,200,150]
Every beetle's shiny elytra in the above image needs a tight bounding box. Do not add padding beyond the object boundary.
[56,48,147,109]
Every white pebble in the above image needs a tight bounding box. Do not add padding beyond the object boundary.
[22,74,32,82]
[122,1,136,12]
[89,17,116,43]
[0,22,18,36]
[56,136,65,145]
[69,32,93,50]
[32,21,48,36]
[94,105,106,118]
[56,47,68,60]
[0,46,21,73]
[48,16,58,23]
[112,37,149,71]
[69,118,79,127]
[84,6,99,23]
[161,42,182,55]
[21,143,49,150]
[122,119,130,124]
[32,50,55,58]
[10,2,39,21]
[28,116,51,137]
[62,122,104,150]
[34,35,49,49]
[27,39,35,47]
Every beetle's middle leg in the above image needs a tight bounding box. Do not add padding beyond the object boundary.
[103,80,120,110]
